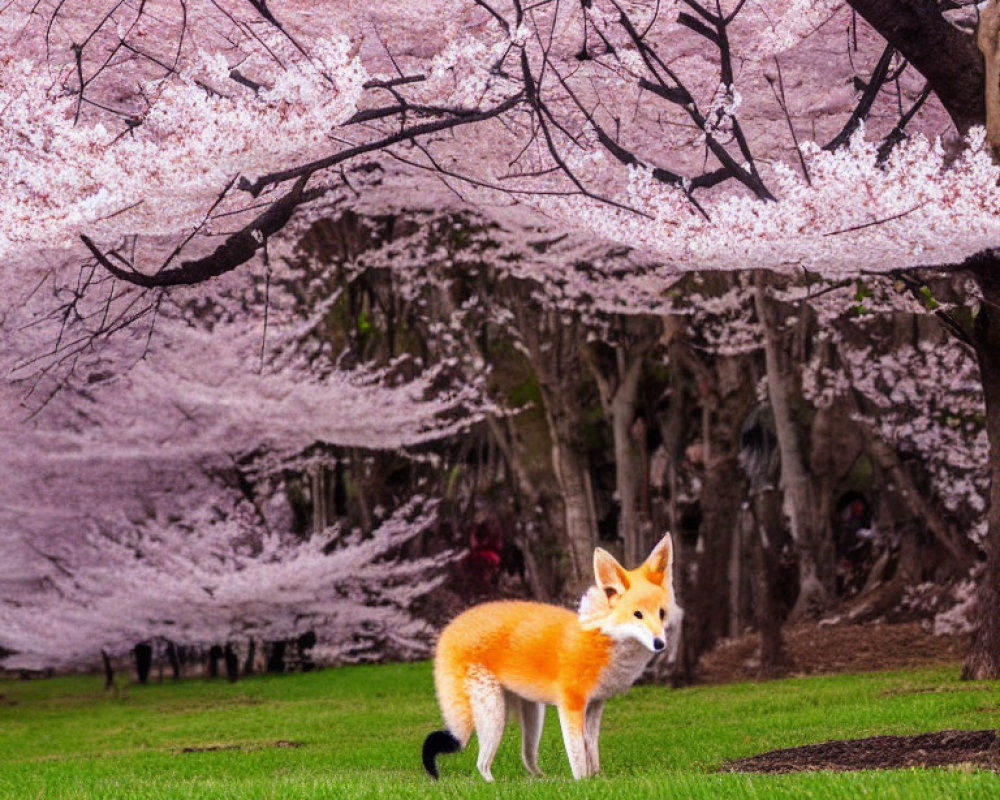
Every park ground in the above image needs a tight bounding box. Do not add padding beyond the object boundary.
[1,631,999,800]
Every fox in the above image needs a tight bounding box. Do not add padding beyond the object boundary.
[422,533,681,781]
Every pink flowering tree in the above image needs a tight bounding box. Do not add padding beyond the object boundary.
[0,491,449,672]
[6,0,1000,678]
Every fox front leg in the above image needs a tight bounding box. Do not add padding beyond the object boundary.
[556,702,588,779]
[583,699,605,777]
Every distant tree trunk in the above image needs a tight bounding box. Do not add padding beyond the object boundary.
[611,360,647,567]
[754,276,829,620]
[266,641,286,674]
[964,265,1000,679]
[979,0,1000,158]
[101,649,114,690]
[243,639,256,676]
[866,436,976,571]
[683,353,755,675]
[165,641,181,680]
[752,487,790,677]
[208,645,223,678]
[485,416,559,599]
[547,422,600,589]
[519,304,599,591]
[224,644,240,683]
[584,320,659,567]
[133,642,152,685]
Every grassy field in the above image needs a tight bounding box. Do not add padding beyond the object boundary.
[0,662,998,799]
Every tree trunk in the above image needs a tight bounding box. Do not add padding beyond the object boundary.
[165,640,181,681]
[518,304,599,591]
[243,639,257,676]
[683,353,756,672]
[583,321,659,567]
[224,644,240,683]
[101,649,114,690]
[752,487,791,677]
[133,642,152,685]
[266,641,286,674]
[978,0,1000,158]
[963,267,1000,679]
[548,430,600,588]
[208,644,223,678]
[754,275,828,619]
[609,353,649,567]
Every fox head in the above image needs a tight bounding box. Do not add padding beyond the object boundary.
[579,533,680,653]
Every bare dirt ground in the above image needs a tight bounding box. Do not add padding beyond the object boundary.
[697,621,971,684]
[700,622,997,773]
[723,729,998,773]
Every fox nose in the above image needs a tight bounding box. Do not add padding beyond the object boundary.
[653,638,665,651]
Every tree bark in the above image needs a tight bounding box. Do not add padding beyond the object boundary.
[243,639,257,676]
[513,298,599,591]
[980,1,1000,158]
[683,352,756,671]
[752,487,791,677]
[101,649,114,690]
[963,264,1000,679]
[754,276,829,619]
[208,644,223,678]
[165,641,181,681]
[583,319,660,567]
[224,644,240,683]
[847,0,984,134]
[266,640,286,674]
[133,642,152,685]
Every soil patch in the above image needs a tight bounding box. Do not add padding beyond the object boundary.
[697,622,970,684]
[180,740,302,754]
[723,729,998,773]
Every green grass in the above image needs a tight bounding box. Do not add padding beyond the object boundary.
[0,663,998,799]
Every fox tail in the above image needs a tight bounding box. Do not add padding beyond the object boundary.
[422,729,462,779]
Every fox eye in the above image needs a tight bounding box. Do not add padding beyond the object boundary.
[634,610,643,619]
[659,608,666,621]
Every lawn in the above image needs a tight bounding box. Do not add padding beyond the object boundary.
[0,662,998,799]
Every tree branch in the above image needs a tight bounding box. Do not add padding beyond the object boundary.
[846,0,984,133]
[81,176,311,288]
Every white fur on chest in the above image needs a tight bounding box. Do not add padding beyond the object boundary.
[592,639,654,700]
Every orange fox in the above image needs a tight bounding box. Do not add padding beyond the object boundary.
[422,533,680,781]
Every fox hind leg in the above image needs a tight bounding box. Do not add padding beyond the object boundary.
[467,666,506,782]
[517,697,546,776]
[583,699,605,777]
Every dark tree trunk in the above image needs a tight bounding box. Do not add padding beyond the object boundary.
[223,644,240,683]
[133,642,152,685]
[752,487,792,677]
[165,641,181,681]
[266,641,286,674]
[963,267,1000,679]
[243,639,256,676]
[683,354,756,674]
[101,649,114,690]
[208,645,223,678]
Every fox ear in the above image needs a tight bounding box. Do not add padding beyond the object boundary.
[594,547,630,602]
[642,533,673,586]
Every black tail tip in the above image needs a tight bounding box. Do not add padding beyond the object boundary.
[422,730,461,779]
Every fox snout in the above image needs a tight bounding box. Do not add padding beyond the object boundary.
[653,637,665,651]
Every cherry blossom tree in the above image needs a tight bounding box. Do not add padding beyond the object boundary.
[0,491,449,671]
[7,0,1000,678]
